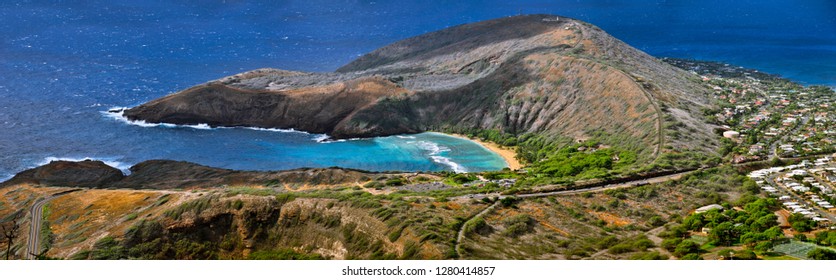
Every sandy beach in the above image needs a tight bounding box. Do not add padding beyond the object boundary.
[447,133,523,170]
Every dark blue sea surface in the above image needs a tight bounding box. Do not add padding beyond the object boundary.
[1,1,834,179]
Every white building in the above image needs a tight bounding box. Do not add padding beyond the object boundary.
[723,130,741,139]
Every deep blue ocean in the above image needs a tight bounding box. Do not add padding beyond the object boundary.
[1,1,834,180]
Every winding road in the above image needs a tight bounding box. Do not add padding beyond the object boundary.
[25,189,79,260]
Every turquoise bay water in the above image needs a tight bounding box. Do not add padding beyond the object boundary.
[90,109,507,174]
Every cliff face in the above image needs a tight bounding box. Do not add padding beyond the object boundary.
[124,14,719,159]
[124,77,418,138]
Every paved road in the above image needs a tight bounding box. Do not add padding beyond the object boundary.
[769,116,809,160]
[453,170,695,259]
[25,190,79,259]
[766,173,836,223]
[457,170,695,201]
[516,170,690,198]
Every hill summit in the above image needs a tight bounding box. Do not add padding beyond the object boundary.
[123,14,718,163]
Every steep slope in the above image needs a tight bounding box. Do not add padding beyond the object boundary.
[123,14,719,163]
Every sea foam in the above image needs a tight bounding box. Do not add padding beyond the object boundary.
[103,107,328,141]
[414,140,467,173]
[37,156,133,175]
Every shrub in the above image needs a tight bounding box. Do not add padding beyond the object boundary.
[788,213,816,232]
[500,197,519,207]
[502,214,534,237]
[607,244,634,254]
[632,238,655,251]
[248,249,323,260]
[364,181,385,189]
[648,215,665,227]
[449,174,476,184]
[596,235,619,249]
[629,251,669,260]
[673,240,700,257]
[807,248,836,260]
[463,217,491,236]
[732,249,757,260]
[385,178,405,186]
[90,237,126,260]
[680,253,703,260]
[414,176,430,182]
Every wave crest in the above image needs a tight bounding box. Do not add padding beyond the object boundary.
[414,140,466,173]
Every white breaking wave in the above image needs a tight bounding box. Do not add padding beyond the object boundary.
[430,155,467,173]
[312,134,330,143]
[102,107,328,141]
[395,135,416,139]
[37,156,133,175]
[414,140,466,173]
[318,137,362,143]
[102,107,211,129]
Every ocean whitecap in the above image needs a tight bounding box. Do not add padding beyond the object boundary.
[414,140,466,173]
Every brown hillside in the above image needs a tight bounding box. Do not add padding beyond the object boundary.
[123,14,719,163]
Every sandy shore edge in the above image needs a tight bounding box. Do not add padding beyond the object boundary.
[445,133,523,170]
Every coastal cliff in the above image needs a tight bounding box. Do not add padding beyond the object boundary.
[123,14,719,162]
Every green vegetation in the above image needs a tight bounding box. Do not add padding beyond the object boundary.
[40,205,55,254]
[363,181,385,189]
[446,173,477,185]
[463,217,490,237]
[164,195,218,219]
[814,231,836,246]
[807,248,836,260]
[520,141,638,184]
[385,177,405,186]
[501,214,534,237]
[248,249,324,260]
[536,147,619,178]
[629,251,669,260]
[787,213,816,232]
[604,235,655,255]
[673,240,701,258]
[659,197,785,259]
